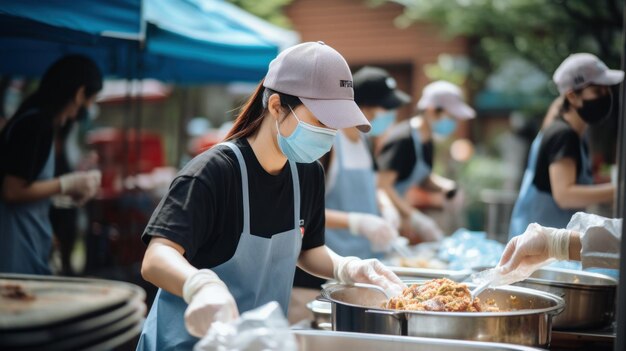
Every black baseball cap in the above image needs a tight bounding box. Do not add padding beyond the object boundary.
[353,66,411,109]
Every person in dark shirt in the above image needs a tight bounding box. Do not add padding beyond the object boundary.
[509,53,623,238]
[136,42,406,350]
[376,81,475,243]
[0,55,102,275]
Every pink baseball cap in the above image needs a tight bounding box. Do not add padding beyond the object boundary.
[263,41,371,132]
[553,53,624,95]
[417,81,476,120]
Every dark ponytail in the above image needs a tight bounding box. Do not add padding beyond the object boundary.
[14,54,103,119]
[224,80,302,141]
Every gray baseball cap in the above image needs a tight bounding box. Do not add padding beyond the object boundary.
[553,53,624,95]
[263,41,371,132]
[417,81,475,120]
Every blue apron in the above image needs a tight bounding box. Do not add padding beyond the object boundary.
[324,132,381,259]
[509,133,593,239]
[394,123,431,197]
[137,142,302,350]
[0,113,54,275]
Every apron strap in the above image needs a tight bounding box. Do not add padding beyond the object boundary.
[409,126,424,162]
[288,161,300,229]
[221,142,251,234]
[335,131,345,162]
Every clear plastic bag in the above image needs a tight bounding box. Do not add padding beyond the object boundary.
[194,302,298,351]
[438,229,505,270]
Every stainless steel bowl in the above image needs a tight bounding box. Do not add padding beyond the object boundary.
[293,330,543,351]
[322,282,564,347]
[514,267,617,330]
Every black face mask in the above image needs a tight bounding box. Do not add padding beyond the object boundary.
[576,91,613,125]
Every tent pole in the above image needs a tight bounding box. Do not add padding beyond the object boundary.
[177,87,189,168]
[614,4,626,351]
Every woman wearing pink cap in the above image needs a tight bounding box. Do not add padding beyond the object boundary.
[376,80,476,244]
[136,42,405,349]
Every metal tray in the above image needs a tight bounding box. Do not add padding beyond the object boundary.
[0,297,144,346]
[0,274,145,330]
[293,330,542,350]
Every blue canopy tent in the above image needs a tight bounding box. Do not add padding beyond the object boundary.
[0,0,290,83]
[0,0,143,77]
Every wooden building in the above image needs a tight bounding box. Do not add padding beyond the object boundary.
[286,0,469,120]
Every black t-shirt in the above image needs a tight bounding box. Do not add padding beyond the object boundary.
[141,138,326,269]
[0,109,54,185]
[533,117,586,194]
[376,119,433,182]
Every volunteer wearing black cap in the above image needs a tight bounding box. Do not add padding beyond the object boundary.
[377,81,476,243]
[322,66,411,259]
[509,53,623,238]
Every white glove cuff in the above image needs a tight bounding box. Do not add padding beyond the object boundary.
[347,213,361,236]
[59,175,70,194]
[548,228,571,261]
[334,256,360,284]
[183,269,226,304]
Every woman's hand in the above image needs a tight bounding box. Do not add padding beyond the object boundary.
[498,223,572,274]
[335,257,406,297]
[183,270,239,337]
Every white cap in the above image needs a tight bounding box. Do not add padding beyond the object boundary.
[417,81,475,120]
[553,53,624,95]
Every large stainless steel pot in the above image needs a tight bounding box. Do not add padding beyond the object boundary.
[293,330,543,351]
[321,283,564,347]
[514,267,617,330]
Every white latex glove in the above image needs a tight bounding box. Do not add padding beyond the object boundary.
[348,212,399,252]
[59,170,101,203]
[334,256,406,297]
[377,189,401,229]
[498,223,571,276]
[409,210,444,242]
[183,269,239,338]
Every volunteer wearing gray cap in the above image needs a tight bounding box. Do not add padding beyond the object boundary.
[509,53,623,239]
[137,42,406,349]
[376,81,475,243]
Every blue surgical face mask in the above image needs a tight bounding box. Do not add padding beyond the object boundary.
[370,110,396,136]
[432,116,457,137]
[277,106,337,163]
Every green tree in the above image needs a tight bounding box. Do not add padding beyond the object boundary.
[227,0,294,28]
[370,0,623,90]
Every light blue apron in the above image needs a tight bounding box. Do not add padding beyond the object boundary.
[324,132,381,259]
[0,111,54,275]
[394,125,432,197]
[509,133,593,239]
[137,142,302,350]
